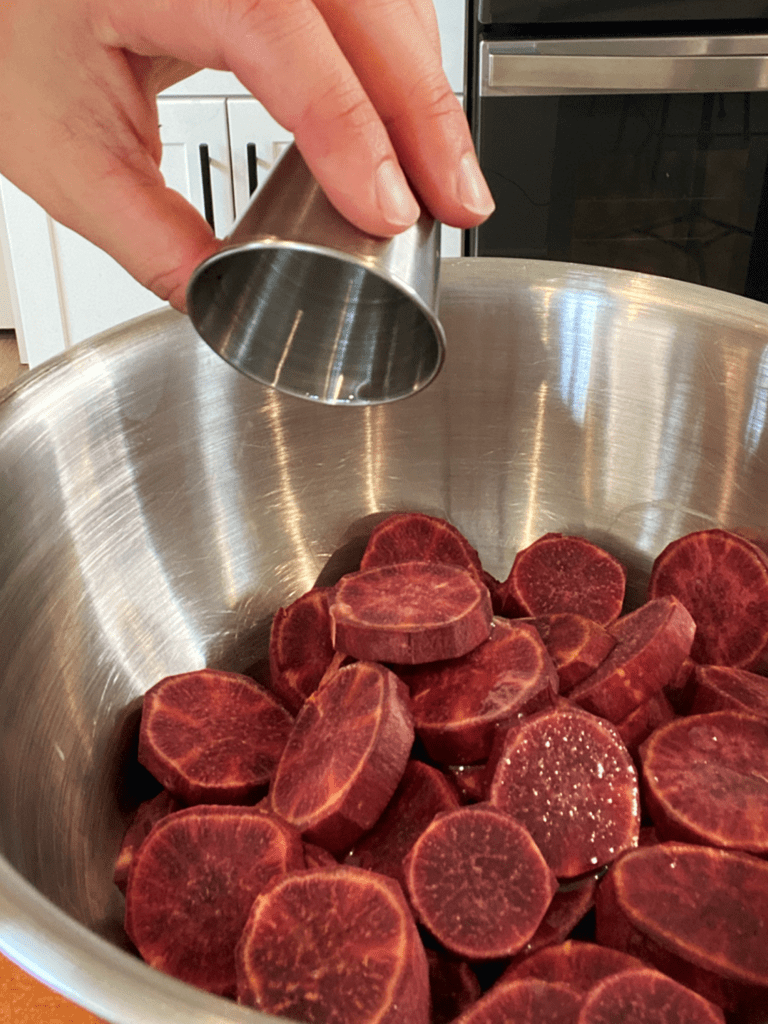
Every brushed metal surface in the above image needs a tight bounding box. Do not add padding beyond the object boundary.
[487,34,768,57]
[187,144,444,406]
[481,37,768,95]
[1,257,768,1022]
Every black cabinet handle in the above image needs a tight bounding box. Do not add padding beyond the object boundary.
[247,143,258,196]
[198,144,215,232]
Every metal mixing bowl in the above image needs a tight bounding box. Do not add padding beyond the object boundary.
[0,258,767,1023]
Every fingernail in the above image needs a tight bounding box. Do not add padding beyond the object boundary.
[375,159,421,230]
[458,151,495,218]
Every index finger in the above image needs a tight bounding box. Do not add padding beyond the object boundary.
[315,0,494,228]
[105,0,423,236]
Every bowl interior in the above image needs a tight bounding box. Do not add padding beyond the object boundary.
[1,257,767,1021]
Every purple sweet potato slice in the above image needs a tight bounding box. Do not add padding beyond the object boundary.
[501,875,600,973]
[236,865,430,1024]
[488,706,640,877]
[526,613,617,693]
[124,805,304,997]
[446,763,489,803]
[360,511,484,581]
[594,861,747,1012]
[329,561,493,664]
[403,803,557,960]
[344,759,460,890]
[137,668,293,804]
[406,618,558,764]
[482,569,505,615]
[577,968,726,1024]
[664,655,697,715]
[270,661,414,853]
[113,789,181,893]
[689,664,768,722]
[615,690,675,757]
[269,586,336,713]
[520,874,600,957]
[609,842,768,988]
[451,978,583,1024]
[501,938,646,993]
[637,825,660,847]
[639,710,768,854]
[498,533,627,625]
[303,841,338,868]
[648,528,768,671]
[425,947,482,1024]
[568,596,696,723]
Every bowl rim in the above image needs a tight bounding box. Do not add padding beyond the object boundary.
[3,257,768,1023]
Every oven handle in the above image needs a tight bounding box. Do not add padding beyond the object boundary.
[481,36,768,96]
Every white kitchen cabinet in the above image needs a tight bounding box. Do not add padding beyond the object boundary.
[0,213,13,330]
[1,0,467,364]
[226,98,292,220]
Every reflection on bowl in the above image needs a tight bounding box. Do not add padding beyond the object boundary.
[0,259,767,1023]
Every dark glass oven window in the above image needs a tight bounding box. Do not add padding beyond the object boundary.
[475,92,768,299]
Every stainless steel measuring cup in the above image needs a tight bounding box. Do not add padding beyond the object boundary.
[186,143,445,405]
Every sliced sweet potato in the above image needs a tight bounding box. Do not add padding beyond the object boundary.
[425,948,482,1024]
[344,759,460,890]
[615,690,675,757]
[594,861,747,1012]
[137,668,293,804]
[451,978,583,1024]
[403,804,557,960]
[406,618,558,764]
[648,528,768,671]
[498,533,626,625]
[609,842,768,988]
[577,968,726,1024]
[270,661,414,853]
[639,710,768,854]
[303,842,338,868]
[488,706,640,877]
[689,664,768,722]
[268,586,336,713]
[503,874,600,966]
[446,763,489,803]
[638,825,660,847]
[124,805,304,997]
[664,656,697,715]
[329,561,493,664]
[360,511,484,580]
[568,596,695,723]
[501,938,646,992]
[113,790,181,893]
[236,865,430,1024]
[526,613,617,693]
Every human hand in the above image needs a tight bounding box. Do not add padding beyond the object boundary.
[0,0,494,312]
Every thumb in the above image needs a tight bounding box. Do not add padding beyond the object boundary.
[73,166,222,313]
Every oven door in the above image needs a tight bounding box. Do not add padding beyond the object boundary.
[471,36,768,301]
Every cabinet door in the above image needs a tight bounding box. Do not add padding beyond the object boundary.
[1,98,234,367]
[226,97,464,257]
[226,98,293,220]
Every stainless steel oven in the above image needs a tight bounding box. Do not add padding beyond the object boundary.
[466,5,768,301]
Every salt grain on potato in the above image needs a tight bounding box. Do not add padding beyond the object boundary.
[488,705,641,877]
